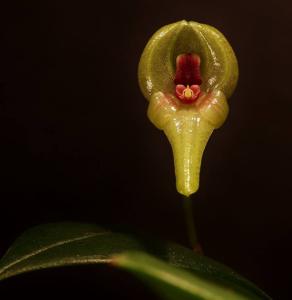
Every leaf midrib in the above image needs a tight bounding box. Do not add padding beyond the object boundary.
[0,231,110,277]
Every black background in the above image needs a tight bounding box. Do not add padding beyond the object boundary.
[0,0,291,299]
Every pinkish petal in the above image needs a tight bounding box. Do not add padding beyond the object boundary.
[175,84,186,97]
[190,85,201,98]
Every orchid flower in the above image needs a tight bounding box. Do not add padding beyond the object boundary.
[138,20,238,197]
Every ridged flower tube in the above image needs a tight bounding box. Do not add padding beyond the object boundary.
[138,20,238,197]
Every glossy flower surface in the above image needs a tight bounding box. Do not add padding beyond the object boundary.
[138,20,238,196]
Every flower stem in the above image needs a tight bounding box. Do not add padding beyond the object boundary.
[183,196,203,254]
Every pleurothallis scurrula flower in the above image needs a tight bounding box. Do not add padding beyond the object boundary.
[138,20,238,197]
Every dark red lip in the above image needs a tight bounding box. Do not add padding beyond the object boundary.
[174,53,202,86]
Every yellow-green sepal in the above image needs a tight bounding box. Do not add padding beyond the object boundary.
[139,20,238,196]
[138,20,238,101]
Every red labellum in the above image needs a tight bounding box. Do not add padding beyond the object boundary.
[174,54,202,104]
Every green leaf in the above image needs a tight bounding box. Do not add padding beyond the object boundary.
[114,252,261,300]
[0,223,271,300]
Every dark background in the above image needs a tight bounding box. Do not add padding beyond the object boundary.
[0,0,291,299]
